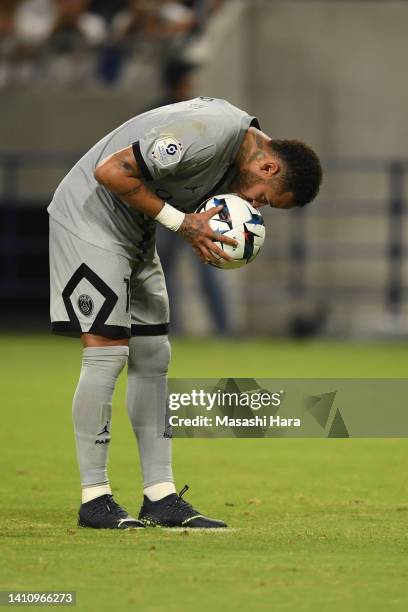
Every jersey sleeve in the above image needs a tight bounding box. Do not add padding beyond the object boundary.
[131,99,260,183]
[132,120,216,182]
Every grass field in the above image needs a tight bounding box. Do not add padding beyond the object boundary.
[1,335,408,611]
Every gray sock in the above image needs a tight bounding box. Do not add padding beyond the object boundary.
[72,346,129,488]
[126,335,174,488]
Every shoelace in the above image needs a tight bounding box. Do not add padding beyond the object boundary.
[86,495,126,519]
[167,485,197,517]
[105,496,127,517]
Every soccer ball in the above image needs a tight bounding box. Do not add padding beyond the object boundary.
[196,194,266,269]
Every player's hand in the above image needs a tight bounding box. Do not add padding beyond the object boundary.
[177,205,238,264]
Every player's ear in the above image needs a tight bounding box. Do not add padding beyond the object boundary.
[261,160,280,177]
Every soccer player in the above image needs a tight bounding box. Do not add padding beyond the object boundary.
[48,96,322,529]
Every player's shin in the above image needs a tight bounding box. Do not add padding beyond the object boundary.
[72,346,129,503]
[126,335,176,500]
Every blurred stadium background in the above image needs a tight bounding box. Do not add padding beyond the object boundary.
[0,0,407,338]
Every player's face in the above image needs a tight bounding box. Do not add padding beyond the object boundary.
[238,183,296,209]
[233,156,297,209]
[253,187,296,209]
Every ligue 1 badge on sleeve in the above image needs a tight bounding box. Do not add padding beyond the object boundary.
[152,136,183,167]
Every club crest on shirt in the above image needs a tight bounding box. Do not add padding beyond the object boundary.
[151,136,183,167]
[78,294,94,317]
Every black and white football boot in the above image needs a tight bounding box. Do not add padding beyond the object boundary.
[138,485,227,529]
[78,494,145,529]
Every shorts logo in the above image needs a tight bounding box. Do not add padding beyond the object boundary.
[78,294,94,317]
[152,136,182,167]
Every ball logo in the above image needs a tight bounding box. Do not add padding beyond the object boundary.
[78,294,94,317]
[166,143,178,156]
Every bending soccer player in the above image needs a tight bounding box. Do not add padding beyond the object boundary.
[48,97,322,529]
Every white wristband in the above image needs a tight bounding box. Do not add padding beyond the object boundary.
[155,203,185,232]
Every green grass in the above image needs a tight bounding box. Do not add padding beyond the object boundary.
[1,335,408,611]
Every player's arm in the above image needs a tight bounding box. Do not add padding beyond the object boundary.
[94,146,236,263]
[94,146,163,216]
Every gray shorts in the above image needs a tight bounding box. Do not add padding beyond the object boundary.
[49,218,169,339]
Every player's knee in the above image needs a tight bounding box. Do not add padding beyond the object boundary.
[81,344,129,380]
[128,335,170,376]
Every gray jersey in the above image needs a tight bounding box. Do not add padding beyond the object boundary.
[48,97,259,260]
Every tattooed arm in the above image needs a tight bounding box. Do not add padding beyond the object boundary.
[94,146,236,263]
[94,145,164,217]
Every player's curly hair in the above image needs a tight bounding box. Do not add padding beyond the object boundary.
[269,139,322,207]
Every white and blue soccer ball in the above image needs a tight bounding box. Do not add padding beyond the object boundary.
[196,194,266,269]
